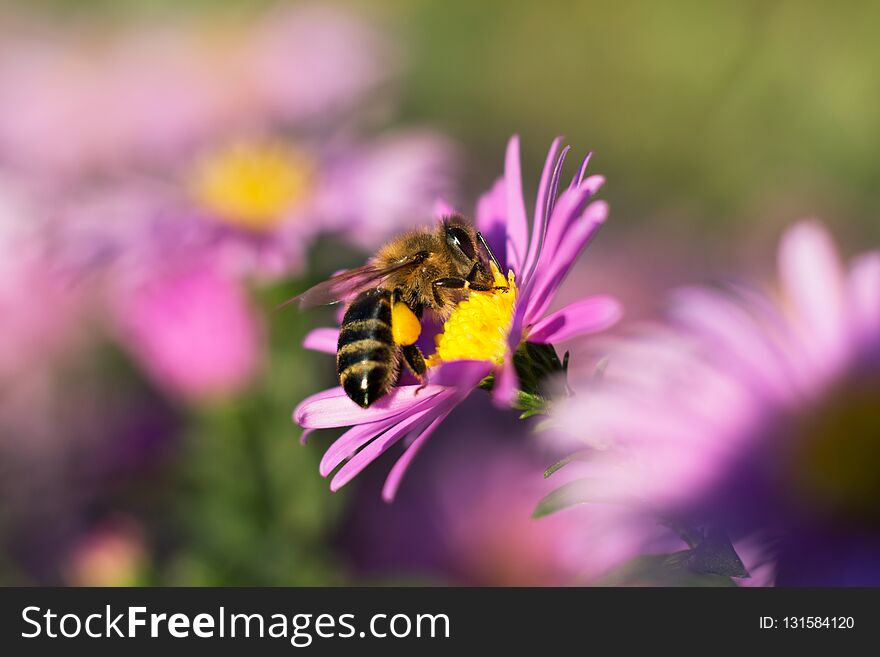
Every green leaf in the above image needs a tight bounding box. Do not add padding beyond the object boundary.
[532,478,600,517]
[542,450,593,478]
[513,390,548,419]
[477,374,495,392]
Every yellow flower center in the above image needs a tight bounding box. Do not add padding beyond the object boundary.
[427,263,517,367]
[190,141,313,231]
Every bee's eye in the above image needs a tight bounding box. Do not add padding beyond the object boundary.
[446,225,476,260]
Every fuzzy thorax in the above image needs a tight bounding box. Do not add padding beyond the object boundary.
[427,264,517,367]
[191,141,312,231]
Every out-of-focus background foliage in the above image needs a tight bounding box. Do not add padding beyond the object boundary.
[1,0,877,585]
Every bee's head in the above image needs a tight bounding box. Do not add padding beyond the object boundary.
[440,215,493,284]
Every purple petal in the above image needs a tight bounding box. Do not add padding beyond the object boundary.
[524,200,608,321]
[492,356,519,408]
[778,220,846,359]
[429,359,493,387]
[329,396,450,491]
[568,152,593,190]
[504,135,529,273]
[545,146,572,227]
[670,286,800,397]
[302,327,339,354]
[525,179,603,289]
[293,384,443,429]
[381,396,460,501]
[545,177,606,258]
[528,295,622,343]
[299,428,315,445]
[319,415,400,476]
[522,138,563,278]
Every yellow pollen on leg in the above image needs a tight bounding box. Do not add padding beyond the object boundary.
[190,140,313,231]
[427,263,517,367]
[392,301,422,346]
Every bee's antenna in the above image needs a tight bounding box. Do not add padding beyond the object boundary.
[476,231,503,273]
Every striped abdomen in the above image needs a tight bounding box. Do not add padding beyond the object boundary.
[337,288,397,408]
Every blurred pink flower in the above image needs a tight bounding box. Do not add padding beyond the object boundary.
[112,264,261,401]
[38,182,265,401]
[437,448,597,585]
[548,220,880,585]
[1,5,458,285]
[295,137,620,500]
[241,3,396,124]
[339,403,598,585]
[0,178,88,382]
[314,131,461,249]
[0,4,392,178]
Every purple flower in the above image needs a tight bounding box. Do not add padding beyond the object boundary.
[548,220,880,585]
[295,136,621,500]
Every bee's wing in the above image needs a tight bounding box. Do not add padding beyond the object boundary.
[279,255,423,310]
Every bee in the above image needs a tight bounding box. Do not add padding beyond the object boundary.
[290,215,506,408]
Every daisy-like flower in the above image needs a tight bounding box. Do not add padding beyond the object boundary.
[295,137,621,500]
[184,130,457,279]
[547,220,880,585]
[2,5,457,280]
[16,5,455,398]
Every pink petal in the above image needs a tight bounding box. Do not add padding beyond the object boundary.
[504,135,529,273]
[320,414,404,476]
[670,286,799,397]
[429,359,493,388]
[302,327,339,354]
[528,295,622,343]
[524,200,608,321]
[381,396,459,501]
[329,397,449,491]
[293,384,443,429]
[521,180,603,295]
[568,152,594,190]
[539,180,605,265]
[522,138,562,277]
[492,356,519,408]
[778,220,846,360]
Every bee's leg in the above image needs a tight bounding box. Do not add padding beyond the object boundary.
[401,344,430,396]
[433,277,506,293]
[401,344,427,379]
[433,277,467,289]
[467,258,509,292]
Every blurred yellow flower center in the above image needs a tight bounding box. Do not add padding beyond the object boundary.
[191,141,313,231]
[427,264,517,367]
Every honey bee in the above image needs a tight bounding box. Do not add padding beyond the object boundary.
[290,216,506,408]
